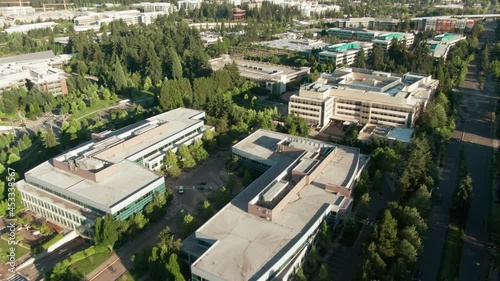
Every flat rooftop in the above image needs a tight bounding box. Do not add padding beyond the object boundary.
[209,56,310,82]
[186,130,364,281]
[358,123,414,143]
[21,108,206,210]
[299,67,438,104]
[255,38,329,53]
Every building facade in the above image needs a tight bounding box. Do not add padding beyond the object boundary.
[288,67,439,128]
[182,130,369,281]
[427,33,466,58]
[18,108,213,235]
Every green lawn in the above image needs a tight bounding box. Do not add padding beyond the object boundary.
[68,250,114,277]
[69,99,118,121]
[439,223,464,281]
[0,238,30,262]
[117,270,144,281]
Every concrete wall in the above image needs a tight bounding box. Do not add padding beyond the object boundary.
[47,230,78,253]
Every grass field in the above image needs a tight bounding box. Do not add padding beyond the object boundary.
[439,223,464,280]
[68,99,118,121]
[0,238,30,262]
[68,250,114,277]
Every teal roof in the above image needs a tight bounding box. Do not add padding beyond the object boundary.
[328,43,360,52]
[434,34,457,41]
[377,33,403,40]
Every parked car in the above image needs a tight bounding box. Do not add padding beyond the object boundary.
[178,186,185,194]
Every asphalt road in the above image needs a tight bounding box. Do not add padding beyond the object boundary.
[17,237,87,281]
[418,138,461,281]
[458,20,497,281]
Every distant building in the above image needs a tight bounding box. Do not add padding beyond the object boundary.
[200,32,223,47]
[0,6,35,16]
[209,55,310,95]
[319,41,373,66]
[5,21,56,34]
[18,108,213,235]
[288,67,439,128]
[434,4,464,9]
[427,33,466,58]
[298,3,340,17]
[233,7,245,21]
[411,16,476,32]
[256,38,330,54]
[0,51,71,96]
[182,129,369,281]
[334,17,399,29]
[177,0,201,11]
[328,28,415,49]
[141,2,175,14]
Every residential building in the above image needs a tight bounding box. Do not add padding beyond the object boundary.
[209,55,310,94]
[0,51,71,95]
[256,38,330,54]
[182,129,369,281]
[5,21,55,34]
[427,33,466,58]
[288,67,439,128]
[328,28,414,49]
[318,41,373,66]
[17,108,213,234]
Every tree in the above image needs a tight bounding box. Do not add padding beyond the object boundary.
[401,226,422,251]
[159,79,185,110]
[285,114,310,137]
[374,210,398,259]
[111,58,127,92]
[157,227,182,252]
[189,139,208,162]
[369,45,385,70]
[41,127,59,149]
[491,60,500,78]
[143,76,153,91]
[168,49,183,80]
[165,254,185,281]
[178,144,196,168]
[102,214,119,250]
[94,217,103,244]
[318,264,330,281]
[132,213,149,230]
[199,200,213,222]
[167,165,182,178]
[181,213,197,237]
[407,185,431,218]
[164,149,178,168]
[454,174,473,212]
[295,268,307,281]
[354,48,366,68]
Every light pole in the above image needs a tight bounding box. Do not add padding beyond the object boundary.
[430,187,440,198]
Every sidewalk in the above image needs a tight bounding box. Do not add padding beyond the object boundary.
[84,197,182,281]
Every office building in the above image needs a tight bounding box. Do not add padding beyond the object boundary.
[17,108,213,234]
[411,16,476,32]
[288,67,439,128]
[427,33,466,58]
[0,51,71,95]
[177,0,201,11]
[182,129,369,281]
[333,17,399,29]
[256,38,330,54]
[141,2,176,14]
[209,55,310,94]
[318,41,373,66]
[0,6,35,16]
[5,21,55,34]
[328,28,414,49]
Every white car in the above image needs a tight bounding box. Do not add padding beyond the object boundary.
[178,186,185,194]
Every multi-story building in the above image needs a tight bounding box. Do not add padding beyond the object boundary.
[256,38,330,54]
[177,0,201,11]
[5,21,55,34]
[427,33,466,58]
[17,108,213,235]
[318,41,373,66]
[0,51,71,95]
[0,6,35,16]
[233,7,245,21]
[328,28,414,49]
[411,16,476,32]
[288,67,439,128]
[209,55,310,94]
[141,2,175,14]
[333,17,399,29]
[182,129,369,281]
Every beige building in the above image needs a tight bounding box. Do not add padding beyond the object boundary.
[288,67,439,128]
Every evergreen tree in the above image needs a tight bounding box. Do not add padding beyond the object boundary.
[111,58,127,92]
[354,48,366,68]
[42,127,59,149]
[169,49,183,80]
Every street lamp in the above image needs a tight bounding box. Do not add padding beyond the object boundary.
[430,187,440,197]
